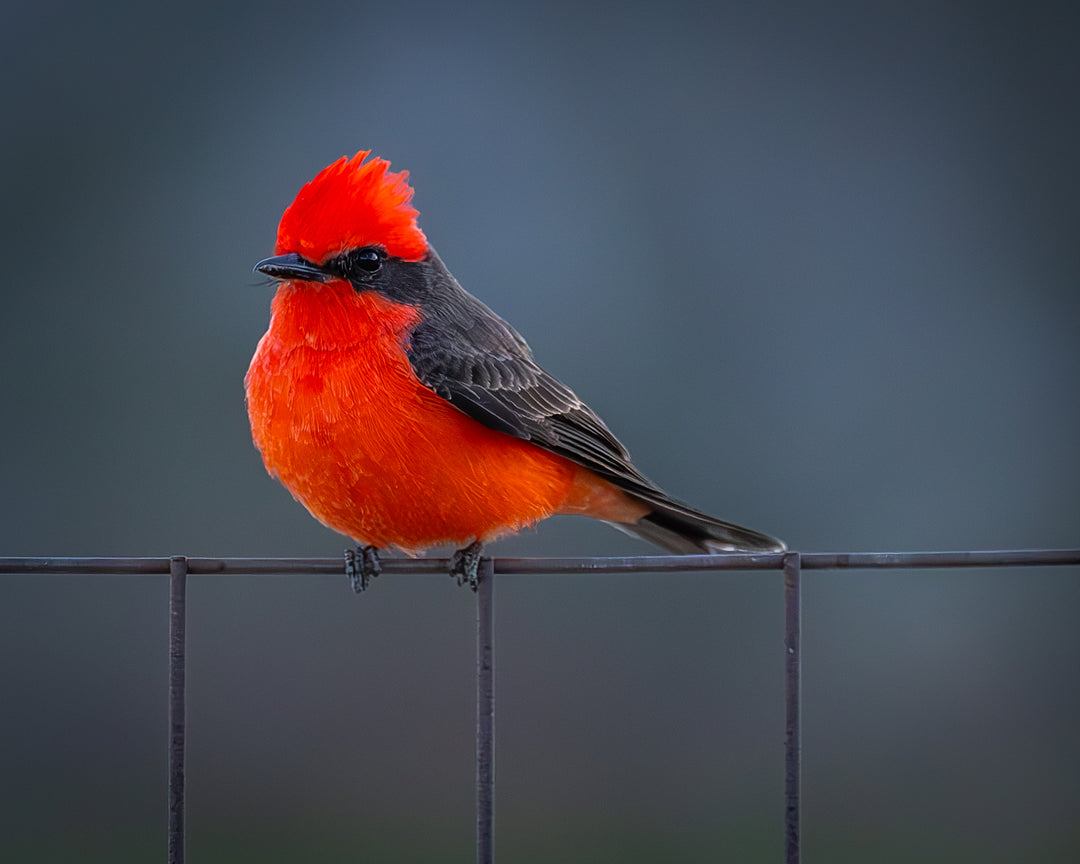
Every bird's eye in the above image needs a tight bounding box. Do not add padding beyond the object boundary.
[351,247,383,273]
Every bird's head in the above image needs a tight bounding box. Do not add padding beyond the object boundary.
[255,151,429,288]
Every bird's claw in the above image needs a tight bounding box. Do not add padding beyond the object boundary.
[450,540,484,591]
[344,544,381,593]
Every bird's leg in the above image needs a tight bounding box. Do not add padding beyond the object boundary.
[450,540,484,591]
[344,544,382,593]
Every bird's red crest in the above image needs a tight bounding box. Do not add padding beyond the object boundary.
[274,151,428,263]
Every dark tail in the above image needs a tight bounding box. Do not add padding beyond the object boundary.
[612,498,786,555]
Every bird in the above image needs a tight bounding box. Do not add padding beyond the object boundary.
[246,151,785,591]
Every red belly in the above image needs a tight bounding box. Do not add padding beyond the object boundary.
[245,285,578,552]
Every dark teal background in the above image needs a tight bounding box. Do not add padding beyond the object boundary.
[1,1,1077,860]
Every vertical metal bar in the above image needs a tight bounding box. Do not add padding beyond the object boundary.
[783,552,802,864]
[476,558,495,864]
[169,556,188,864]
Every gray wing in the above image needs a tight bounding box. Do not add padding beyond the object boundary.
[398,256,786,554]
[406,295,663,502]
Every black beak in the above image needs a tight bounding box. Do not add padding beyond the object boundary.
[253,253,331,283]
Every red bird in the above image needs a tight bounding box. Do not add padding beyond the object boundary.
[246,151,784,590]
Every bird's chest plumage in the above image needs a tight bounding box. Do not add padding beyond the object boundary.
[244,283,575,551]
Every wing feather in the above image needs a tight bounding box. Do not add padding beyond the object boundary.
[404,285,662,497]
[394,253,784,554]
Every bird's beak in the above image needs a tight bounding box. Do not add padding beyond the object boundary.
[253,253,332,283]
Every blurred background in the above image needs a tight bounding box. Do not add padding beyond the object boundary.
[1,1,1078,861]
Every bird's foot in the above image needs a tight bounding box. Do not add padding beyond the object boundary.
[344,545,381,593]
[450,540,484,591]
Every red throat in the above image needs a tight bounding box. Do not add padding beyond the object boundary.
[274,151,428,263]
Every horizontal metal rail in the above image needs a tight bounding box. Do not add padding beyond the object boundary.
[2,548,1077,576]
[2,548,1077,864]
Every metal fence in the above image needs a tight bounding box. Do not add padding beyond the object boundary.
[2,548,1079,863]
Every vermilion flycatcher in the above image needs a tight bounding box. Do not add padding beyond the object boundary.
[246,152,784,590]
